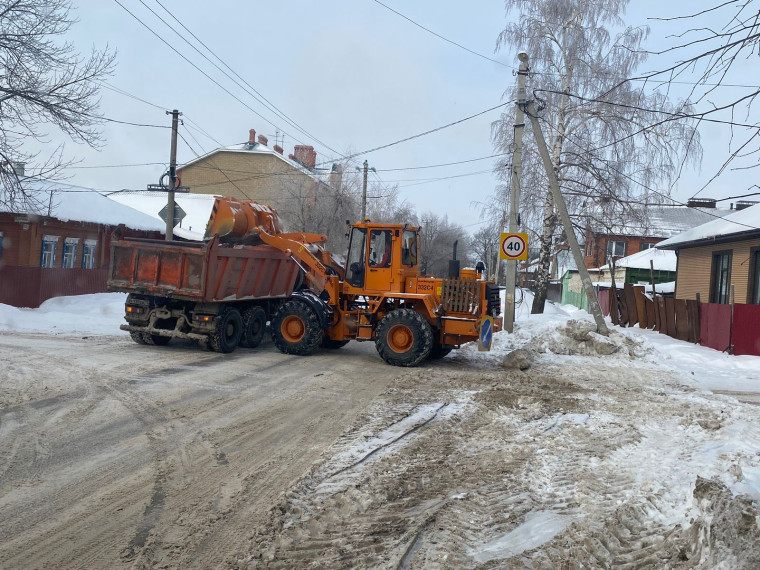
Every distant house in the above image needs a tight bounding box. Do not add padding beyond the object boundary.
[582,199,731,269]
[657,202,760,304]
[0,180,164,307]
[601,247,677,286]
[177,128,341,220]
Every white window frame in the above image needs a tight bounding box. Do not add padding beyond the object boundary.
[606,240,626,261]
[62,237,79,269]
[82,239,97,269]
[40,235,59,268]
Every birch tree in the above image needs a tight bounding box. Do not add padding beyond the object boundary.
[0,0,115,208]
[491,0,701,313]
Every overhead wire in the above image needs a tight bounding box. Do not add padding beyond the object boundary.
[149,0,338,156]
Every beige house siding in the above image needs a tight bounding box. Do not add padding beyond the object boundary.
[178,151,325,218]
[675,237,760,302]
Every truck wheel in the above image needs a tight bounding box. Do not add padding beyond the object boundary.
[143,334,171,346]
[427,343,453,360]
[271,299,324,356]
[240,306,267,348]
[209,308,243,353]
[375,309,433,367]
[130,331,147,345]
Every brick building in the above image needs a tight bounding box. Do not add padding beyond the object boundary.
[0,180,164,307]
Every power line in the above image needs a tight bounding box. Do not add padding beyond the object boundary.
[64,162,166,169]
[112,0,336,161]
[149,0,338,156]
[370,0,512,69]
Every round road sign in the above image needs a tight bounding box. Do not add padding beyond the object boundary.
[501,234,527,260]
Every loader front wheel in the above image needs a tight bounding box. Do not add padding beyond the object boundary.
[375,309,433,367]
[240,305,267,348]
[271,300,324,356]
[209,307,243,353]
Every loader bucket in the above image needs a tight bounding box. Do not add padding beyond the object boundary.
[204,197,283,241]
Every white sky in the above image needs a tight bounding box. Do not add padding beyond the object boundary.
[22,0,760,230]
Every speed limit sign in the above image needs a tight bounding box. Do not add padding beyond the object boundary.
[499,232,528,260]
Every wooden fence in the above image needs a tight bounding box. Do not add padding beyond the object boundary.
[605,283,759,356]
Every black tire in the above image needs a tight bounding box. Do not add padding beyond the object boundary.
[271,299,324,356]
[427,343,453,360]
[129,331,147,345]
[240,306,267,348]
[209,307,243,353]
[375,309,433,367]
[321,338,350,349]
[143,333,171,346]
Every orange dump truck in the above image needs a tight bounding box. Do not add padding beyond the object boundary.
[109,197,502,366]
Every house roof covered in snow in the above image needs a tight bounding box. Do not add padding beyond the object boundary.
[178,140,332,186]
[588,204,730,239]
[108,191,218,241]
[1,178,166,233]
[657,203,760,249]
[600,247,677,272]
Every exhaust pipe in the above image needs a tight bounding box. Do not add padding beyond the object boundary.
[448,239,460,279]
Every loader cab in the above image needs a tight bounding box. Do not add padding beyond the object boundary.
[345,223,419,292]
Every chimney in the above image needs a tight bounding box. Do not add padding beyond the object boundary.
[736,200,759,211]
[248,129,256,145]
[273,144,284,155]
[258,134,268,146]
[686,197,716,209]
[329,163,343,189]
[293,145,317,169]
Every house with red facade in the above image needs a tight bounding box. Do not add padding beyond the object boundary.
[582,199,735,269]
[0,179,165,307]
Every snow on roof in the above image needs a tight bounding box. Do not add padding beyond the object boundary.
[657,203,760,249]
[179,141,331,185]
[601,247,677,272]
[108,191,218,241]
[1,178,165,233]
[588,205,729,239]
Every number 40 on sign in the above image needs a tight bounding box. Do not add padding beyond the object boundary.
[499,233,529,260]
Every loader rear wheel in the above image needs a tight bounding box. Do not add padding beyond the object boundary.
[375,309,433,367]
[240,306,267,348]
[209,308,243,353]
[427,343,453,360]
[271,299,324,356]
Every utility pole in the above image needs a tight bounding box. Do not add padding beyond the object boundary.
[165,109,181,241]
[504,51,530,333]
[524,99,609,335]
[357,160,376,220]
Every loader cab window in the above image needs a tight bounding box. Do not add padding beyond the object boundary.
[402,230,417,266]
[346,227,366,287]
[369,230,392,268]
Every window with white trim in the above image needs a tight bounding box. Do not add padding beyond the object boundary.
[62,237,79,269]
[40,235,59,268]
[82,239,97,269]
[605,240,626,262]
[640,242,657,250]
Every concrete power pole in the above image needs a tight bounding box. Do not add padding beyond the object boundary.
[504,51,530,334]
[524,100,609,335]
[358,160,376,220]
[165,109,181,241]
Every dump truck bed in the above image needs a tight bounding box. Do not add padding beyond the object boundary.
[108,236,301,302]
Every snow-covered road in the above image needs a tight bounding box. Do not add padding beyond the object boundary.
[0,293,759,569]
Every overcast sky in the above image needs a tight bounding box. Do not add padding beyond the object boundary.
[24,0,760,230]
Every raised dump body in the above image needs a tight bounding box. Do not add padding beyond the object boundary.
[107,235,301,352]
